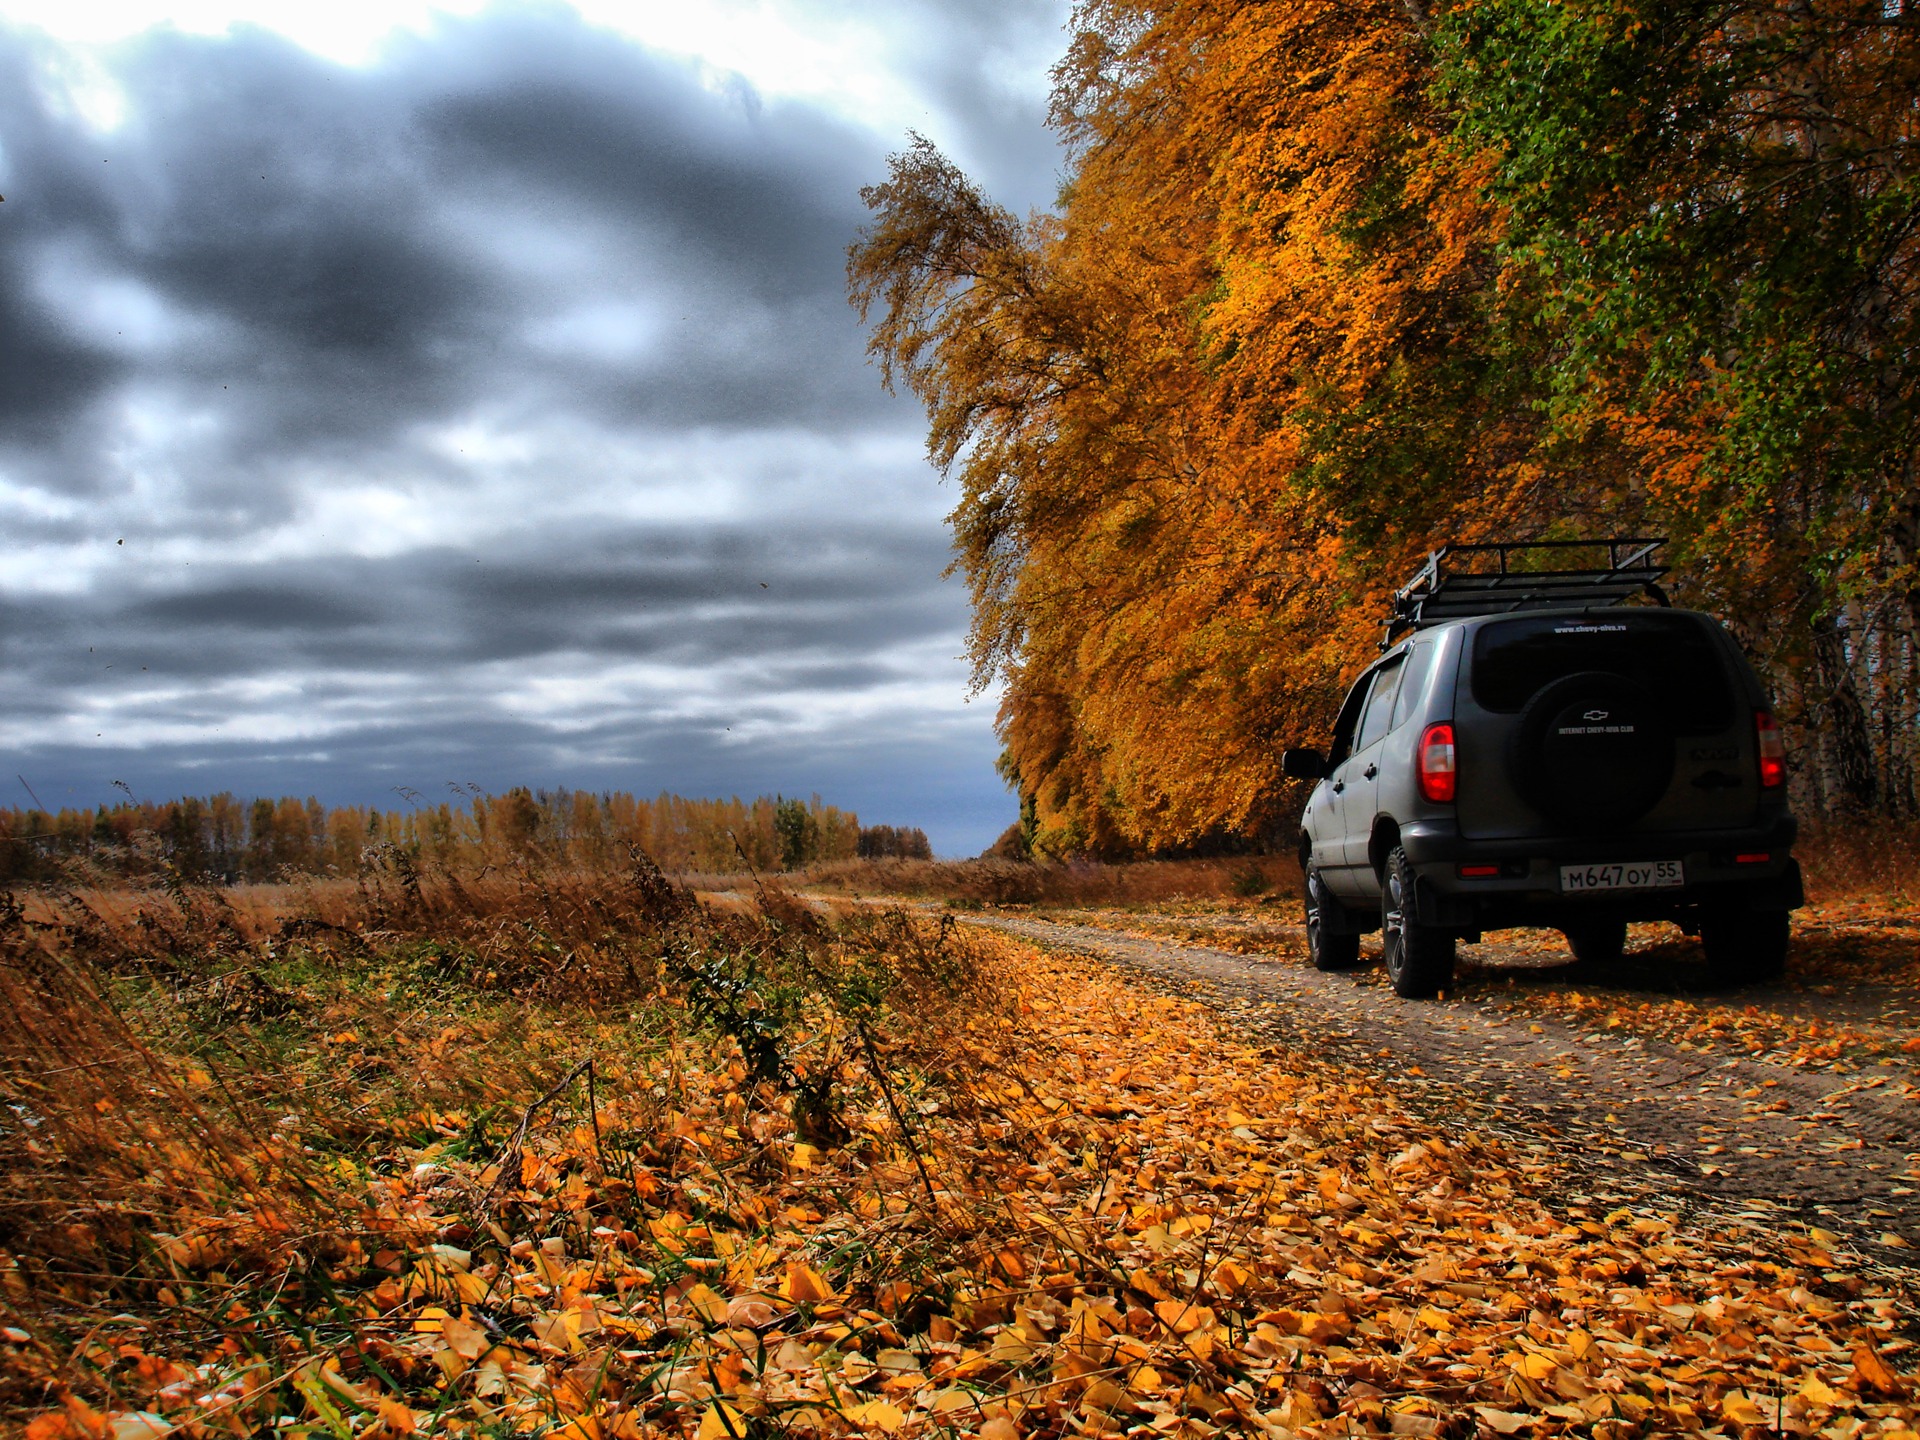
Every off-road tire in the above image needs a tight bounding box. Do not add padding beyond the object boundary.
[1699,906,1789,985]
[1305,867,1362,971]
[1561,918,1627,970]
[1380,847,1454,999]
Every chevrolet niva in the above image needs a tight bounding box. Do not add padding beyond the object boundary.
[1282,540,1803,999]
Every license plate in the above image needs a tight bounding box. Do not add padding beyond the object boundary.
[1560,860,1684,893]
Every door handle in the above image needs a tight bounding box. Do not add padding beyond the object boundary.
[1332,781,1345,794]
[1363,764,1378,779]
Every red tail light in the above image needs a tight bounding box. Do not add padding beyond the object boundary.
[1755,710,1786,789]
[1417,722,1456,803]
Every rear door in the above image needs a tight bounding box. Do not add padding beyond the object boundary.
[1455,610,1751,839]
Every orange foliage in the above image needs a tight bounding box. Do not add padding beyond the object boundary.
[853,0,1920,851]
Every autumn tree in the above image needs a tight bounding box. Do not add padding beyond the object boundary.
[853,0,1920,848]
[852,1,1524,853]
[1435,0,1920,815]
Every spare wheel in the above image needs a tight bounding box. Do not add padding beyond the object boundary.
[1509,670,1674,828]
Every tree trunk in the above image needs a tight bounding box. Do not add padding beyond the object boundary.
[1810,612,1879,815]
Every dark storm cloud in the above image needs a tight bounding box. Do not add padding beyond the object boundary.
[0,4,1052,854]
[878,0,1069,215]
[138,585,378,630]
[5,520,959,684]
[0,7,905,494]
[420,31,872,299]
[0,37,130,435]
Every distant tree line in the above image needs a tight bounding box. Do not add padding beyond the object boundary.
[0,787,932,884]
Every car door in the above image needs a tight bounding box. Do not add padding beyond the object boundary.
[1317,668,1384,901]
[1337,654,1406,898]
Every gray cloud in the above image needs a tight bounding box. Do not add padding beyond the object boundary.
[0,4,1059,855]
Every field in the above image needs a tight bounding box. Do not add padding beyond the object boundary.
[2,849,1916,1438]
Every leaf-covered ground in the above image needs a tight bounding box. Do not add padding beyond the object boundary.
[972,900,1919,1254]
[4,875,1915,1438]
[1012,899,1920,1081]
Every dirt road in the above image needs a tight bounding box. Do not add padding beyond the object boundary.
[960,911,1919,1281]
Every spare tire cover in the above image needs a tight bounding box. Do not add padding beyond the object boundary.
[1509,670,1675,828]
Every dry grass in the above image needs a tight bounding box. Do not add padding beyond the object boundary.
[1798,820,1920,906]
[0,857,1001,1427]
[791,855,1298,908]
[786,821,1920,915]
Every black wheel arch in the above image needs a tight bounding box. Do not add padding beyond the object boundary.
[1367,818,1401,881]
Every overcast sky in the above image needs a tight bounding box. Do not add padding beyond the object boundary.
[0,0,1069,856]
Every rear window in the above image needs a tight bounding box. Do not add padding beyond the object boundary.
[1470,614,1734,734]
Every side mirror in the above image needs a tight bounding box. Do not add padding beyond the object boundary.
[1281,747,1328,781]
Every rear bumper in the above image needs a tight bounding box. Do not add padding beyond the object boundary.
[1396,814,1803,928]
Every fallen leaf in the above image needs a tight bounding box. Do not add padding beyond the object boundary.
[780,1261,836,1304]
[1855,1343,1906,1396]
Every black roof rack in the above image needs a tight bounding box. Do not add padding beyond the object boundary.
[1384,538,1669,649]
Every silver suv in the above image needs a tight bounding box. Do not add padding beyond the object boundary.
[1281,540,1803,999]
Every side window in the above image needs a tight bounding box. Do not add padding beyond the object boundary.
[1327,673,1375,767]
[1354,656,1406,753]
[1392,640,1436,729]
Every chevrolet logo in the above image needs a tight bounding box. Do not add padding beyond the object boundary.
[1583,709,1610,722]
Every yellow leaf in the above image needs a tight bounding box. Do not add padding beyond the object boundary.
[441,1314,489,1361]
[790,1143,818,1171]
[988,1329,1038,1366]
[1510,1351,1557,1381]
[696,1402,746,1440]
[318,1367,375,1410]
[1720,1393,1768,1426]
[844,1400,906,1432]
[1854,1344,1905,1396]
[530,1311,583,1355]
[685,1283,728,1326]
[779,1261,836,1304]
[727,1294,779,1328]
[1798,1376,1843,1407]
[1211,1259,1251,1294]
[1153,1299,1213,1334]
[1471,1408,1532,1435]
[1127,1267,1173,1299]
